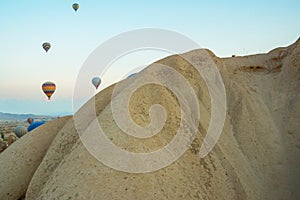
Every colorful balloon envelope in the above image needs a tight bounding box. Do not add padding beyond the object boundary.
[42,42,51,52]
[42,81,56,100]
[92,77,101,89]
[72,3,79,12]
[27,118,34,124]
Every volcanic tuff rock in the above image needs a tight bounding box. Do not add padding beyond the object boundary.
[0,38,299,200]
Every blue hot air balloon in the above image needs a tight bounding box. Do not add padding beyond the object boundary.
[91,77,101,89]
[27,121,46,132]
[127,73,137,78]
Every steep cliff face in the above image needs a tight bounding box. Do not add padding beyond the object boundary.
[0,39,299,200]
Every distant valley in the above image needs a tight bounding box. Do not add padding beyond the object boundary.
[0,112,54,121]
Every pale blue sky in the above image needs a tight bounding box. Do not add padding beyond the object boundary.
[0,0,299,115]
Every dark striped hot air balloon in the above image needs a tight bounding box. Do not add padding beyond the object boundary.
[14,126,27,138]
[72,3,79,12]
[42,81,56,100]
[42,42,51,52]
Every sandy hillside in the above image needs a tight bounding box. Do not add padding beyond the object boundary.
[0,39,299,200]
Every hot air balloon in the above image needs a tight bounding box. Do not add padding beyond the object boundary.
[72,3,79,12]
[27,121,45,132]
[42,81,56,100]
[92,77,101,89]
[42,42,51,52]
[14,126,27,138]
[27,118,34,124]
[127,73,137,78]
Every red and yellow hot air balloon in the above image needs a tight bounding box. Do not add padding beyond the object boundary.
[42,81,56,100]
[27,118,34,124]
